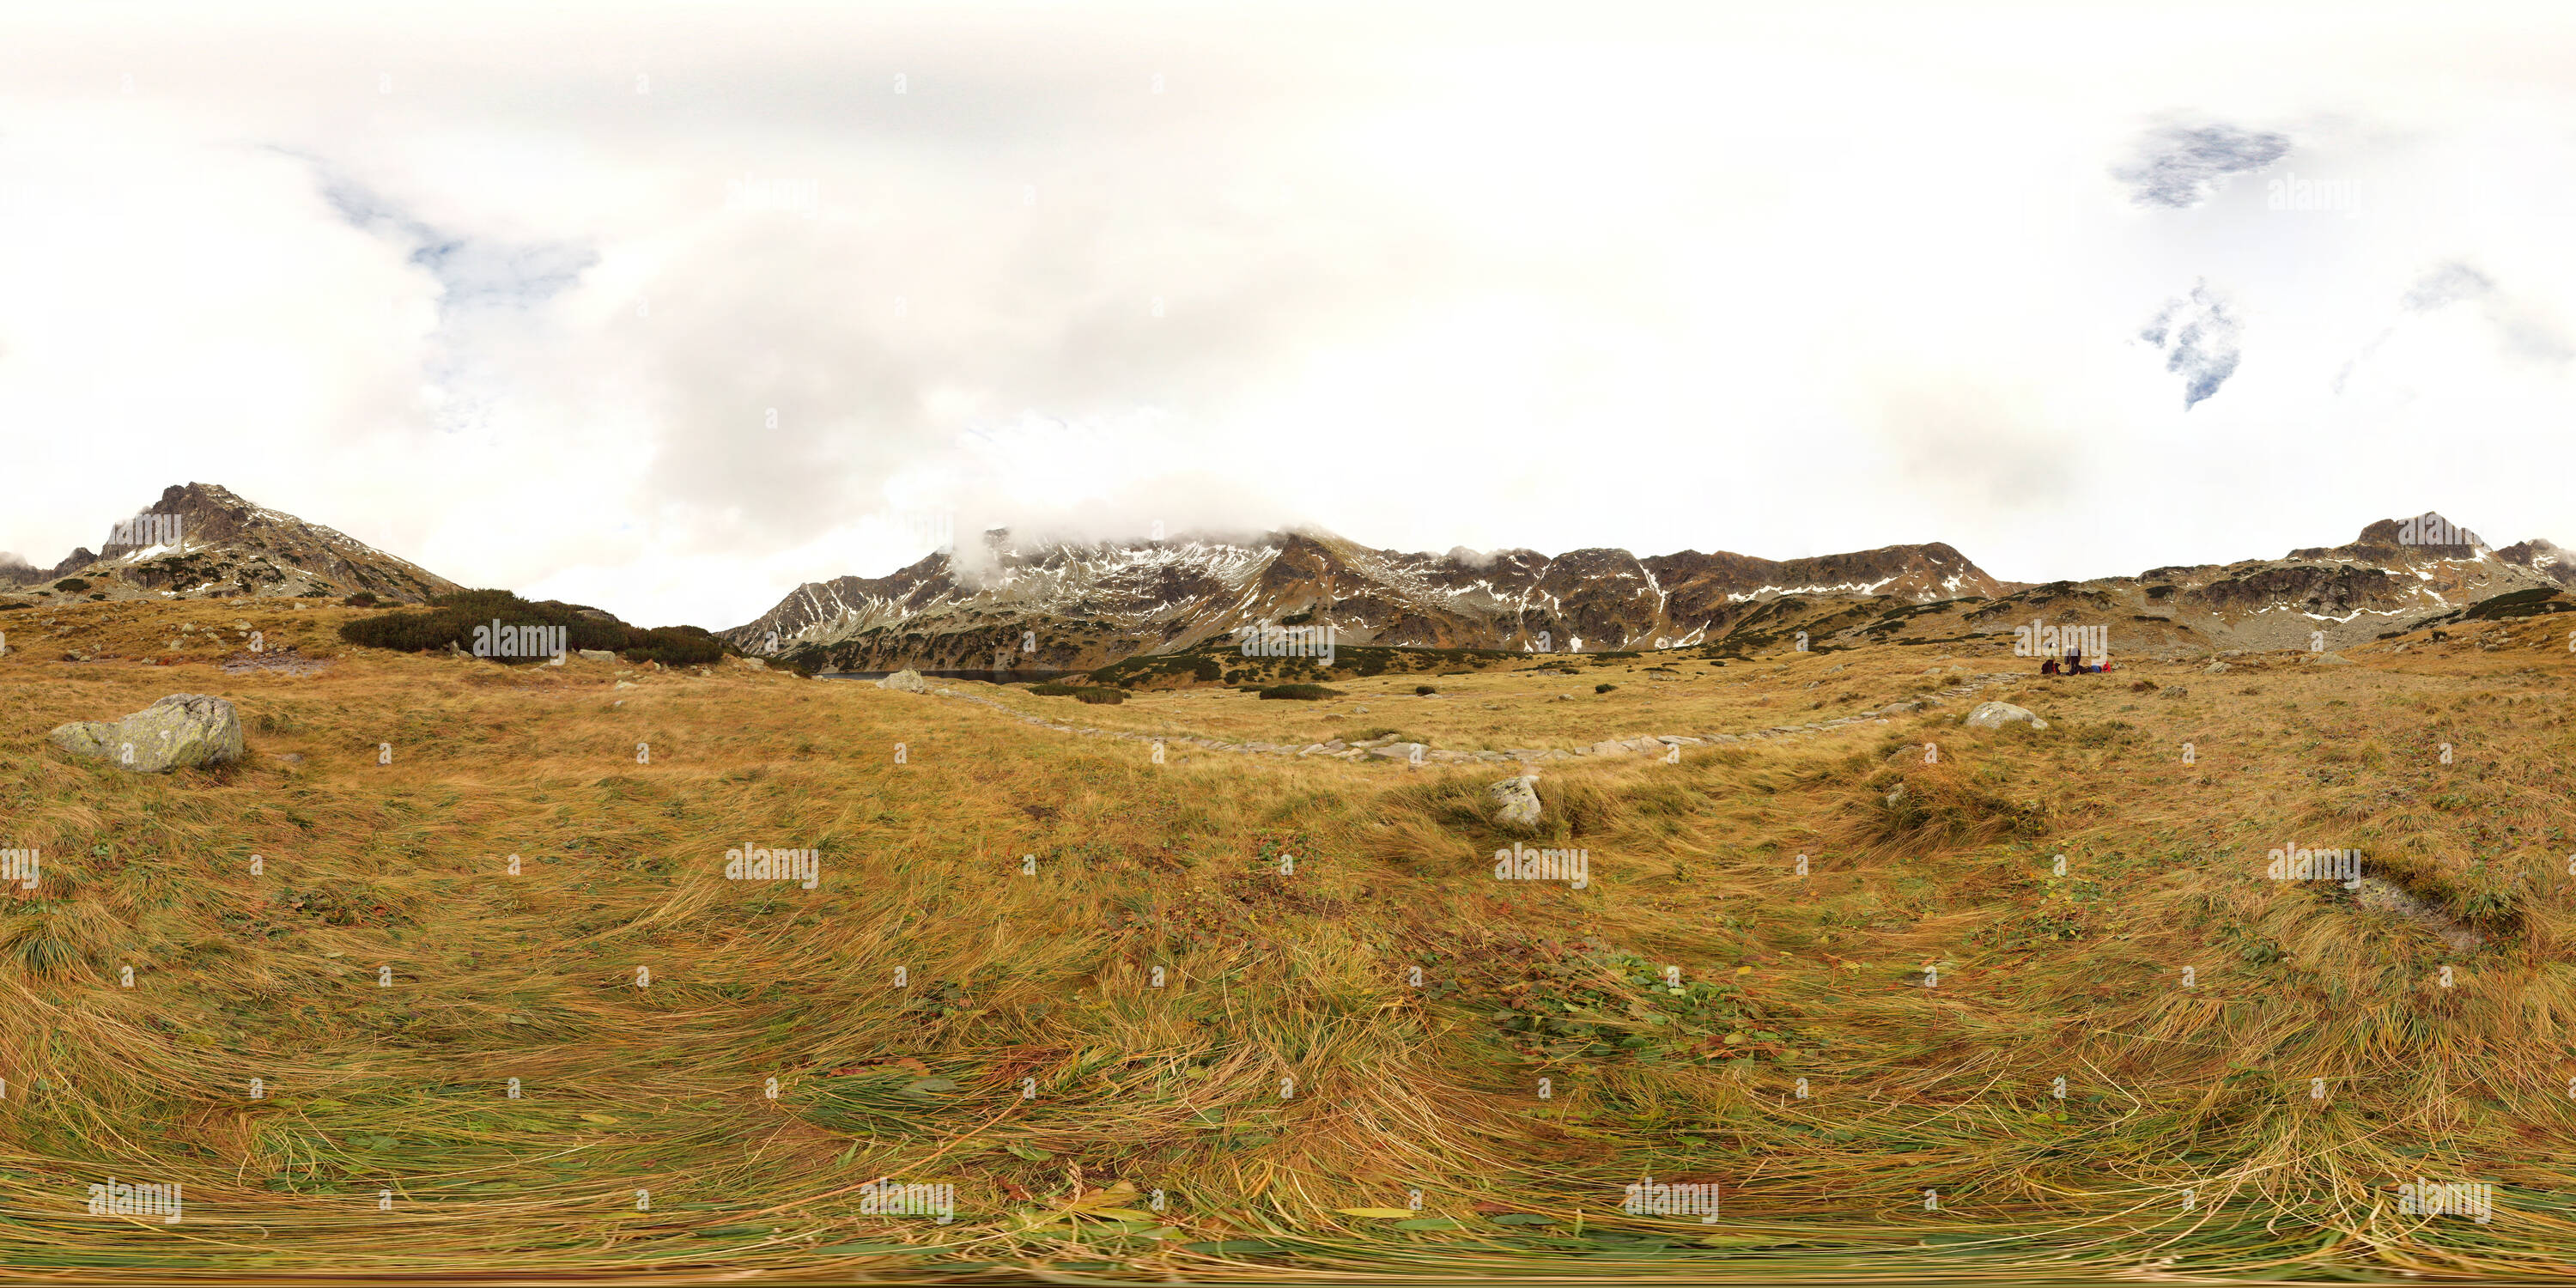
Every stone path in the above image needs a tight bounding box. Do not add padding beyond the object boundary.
[910,671,2033,767]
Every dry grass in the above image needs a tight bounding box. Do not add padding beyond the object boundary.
[0,598,2573,1280]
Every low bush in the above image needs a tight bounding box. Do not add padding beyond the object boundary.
[338,588,726,666]
[1259,683,1343,701]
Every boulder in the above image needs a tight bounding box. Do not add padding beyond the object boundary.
[1959,701,2048,732]
[48,694,245,772]
[1589,740,1636,757]
[2306,651,2354,665]
[1490,775,1542,827]
[579,649,617,662]
[878,669,931,693]
[731,656,769,671]
[2203,660,2229,673]
[1366,742,1428,761]
[2158,686,2189,700]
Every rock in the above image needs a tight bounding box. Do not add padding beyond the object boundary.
[2203,661,2229,673]
[614,681,635,690]
[1367,742,1428,761]
[878,669,931,693]
[579,649,617,662]
[1557,693,1575,702]
[2158,686,2189,700]
[48,694,245,773]
[1880,700,1922,714]
[1490,775,1542,827]
[1589,740,1635,757]
[1959,701,2048,732]
[1355,705,1370,714]
[2306,651,2354,665]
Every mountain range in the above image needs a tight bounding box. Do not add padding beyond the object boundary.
[0,483,459,605]
[5,485,2567,666]
[722,515,2573,671]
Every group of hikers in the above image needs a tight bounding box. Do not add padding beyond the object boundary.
[2041,647,2111,676]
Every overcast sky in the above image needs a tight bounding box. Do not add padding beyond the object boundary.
[3,1,2572,628]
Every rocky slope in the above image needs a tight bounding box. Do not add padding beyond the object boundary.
[0,483,460,606]
[732,512,2570,672]
[721,528,2021,672]
[1814,512,2573,661]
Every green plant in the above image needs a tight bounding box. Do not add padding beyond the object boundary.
[1258,683,1342,701]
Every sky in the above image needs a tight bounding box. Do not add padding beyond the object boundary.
[2,1,2572,629]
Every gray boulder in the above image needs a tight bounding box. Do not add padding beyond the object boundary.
[2203,660,2229,674]
[1489,775,1542,827]
[878,669,931,693]
[578,649,617,662]
[49,694,245,772]
[1959,701,2049,732]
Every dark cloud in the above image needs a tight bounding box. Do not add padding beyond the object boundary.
[2140,280,2242,409]
[2112,124,2291,209]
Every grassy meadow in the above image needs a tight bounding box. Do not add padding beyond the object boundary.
[0,598,2573,1280]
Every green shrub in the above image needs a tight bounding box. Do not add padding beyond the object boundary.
[342,591,380,608]
[1414,684,1437,696]
[53,578,88,592]
[1595,683,1616,694]
[337,588,725,667]
[1258,683,1343,701]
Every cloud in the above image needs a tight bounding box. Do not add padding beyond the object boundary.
[2400,261,2495,312]
[2111,124,2291,208]
[2139,282,2243,409]
[2342,261,2571,391]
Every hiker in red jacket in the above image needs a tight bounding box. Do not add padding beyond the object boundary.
[2042,658,2060,676]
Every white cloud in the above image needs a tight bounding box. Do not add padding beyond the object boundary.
[0,1,2571,627]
